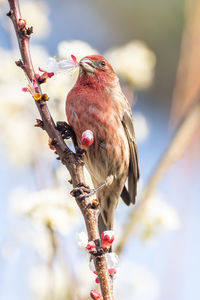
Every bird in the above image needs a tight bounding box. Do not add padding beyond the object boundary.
[66,55,139,234]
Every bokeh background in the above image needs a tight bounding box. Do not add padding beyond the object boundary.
[0,0,200,299]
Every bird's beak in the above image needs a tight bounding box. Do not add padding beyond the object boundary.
[79,58,95,73]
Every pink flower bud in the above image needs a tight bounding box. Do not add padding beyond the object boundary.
[22,87,28,92]
[81,130,94,149]
[101,230,115,250]
[90,289,103,300]
[18,19,26,29]
[108,268,117,276]
[95,277,99,284]
[86,241,96,252]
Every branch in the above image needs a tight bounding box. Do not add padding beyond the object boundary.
[116,97,200,255]
[7,1,113,299]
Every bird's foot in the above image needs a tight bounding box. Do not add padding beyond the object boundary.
[75,147,86,157]
[70,183,91,199]
[70,182,107,200]
[56,121,74,140]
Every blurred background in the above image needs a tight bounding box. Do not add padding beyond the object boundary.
[0,0,200,299]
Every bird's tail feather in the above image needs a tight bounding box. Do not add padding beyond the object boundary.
[98,209,115,236]
[98,213,109,236]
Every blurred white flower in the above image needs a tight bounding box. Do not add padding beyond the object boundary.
[138,193,181,240]
[105,40,156,89]
[0,45,49,83]
[134,112,150,143]
[58,40,98,60]
[29,264,69,300]
[105,252,119,269]
[0,240,20,262]
[77,231,88,249]
[20,1,50,38]
[89,259,95,273]
[115,262,159,300]
[10,187,80,235]
[0,112,45,165]
[76,261,94,298]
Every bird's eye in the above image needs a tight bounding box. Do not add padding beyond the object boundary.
[101,61,106,67]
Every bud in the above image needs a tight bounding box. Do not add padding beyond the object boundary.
[81,130,94,149]
[95,277,99,284]
[38,67,54,83]
[34,93,42,101]
[48,138,56,150]
[18,19,26,29]
[90,289,103,300]
[42,93,49,101]
[108,268,117,276]
[22,87,28,92]
[101,230,115,250]
[34,119,44,128]
[86,241,96,253]
[92,198,99,208]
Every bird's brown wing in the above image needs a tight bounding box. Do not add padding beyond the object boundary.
[121,110,140,205]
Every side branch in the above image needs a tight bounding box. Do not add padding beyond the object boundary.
[7,0,113,299]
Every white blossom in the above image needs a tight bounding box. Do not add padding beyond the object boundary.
[29,264,69,300]
[0,46,49,83]
[58,40,98,60]
[76,262,95,297]
[115,262,159,300]
[77,231,88,249]
[137,193,181,241]
[20,1,50,38]
[10,187,80,235]
[105,40,156,89]
[105,253,119,269]
[0,112,44,165]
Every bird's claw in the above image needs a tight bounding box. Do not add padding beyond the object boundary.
[71,181,107,200]
[75,147,86,157]
[56,121,74,139]
[70,183,91,199]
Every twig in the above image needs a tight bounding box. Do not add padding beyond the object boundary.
[170,0,200,125]
[116,98,200,255]
[7,1,113,299]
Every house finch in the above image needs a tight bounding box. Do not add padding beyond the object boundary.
[66,55,139,233]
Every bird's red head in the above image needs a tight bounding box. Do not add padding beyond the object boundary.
[78,55,118,87]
